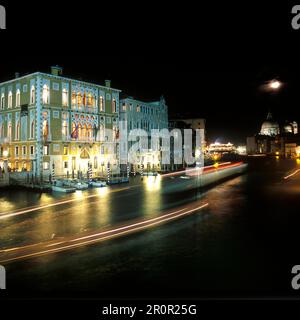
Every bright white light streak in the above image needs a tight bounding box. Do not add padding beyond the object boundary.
[0,203,209,263]
[283,169,300,180]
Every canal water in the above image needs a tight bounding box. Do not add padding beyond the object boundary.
[1,158,300,298]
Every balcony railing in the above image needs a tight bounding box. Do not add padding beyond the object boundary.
[71,105,97,114]
[70,136,96,143]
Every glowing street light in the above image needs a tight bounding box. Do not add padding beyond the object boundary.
[3,150,8,158]
[269,80,281,90]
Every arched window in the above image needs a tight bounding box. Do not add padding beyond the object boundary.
[71,91,76,106]
[100,124,104,141]
[87,93,92,106]
[1,94,5,109]
[112,98,117,113]
[7,122,12,139]
[8,91,12,108]
[100,96,104,111]
[82,124,87,140]
[87,124,92,139]
[42,85,49,104]
[16,89,20,107]
[62,88,68,106]
[30,86,35,104]
[83,92,87,106]
[15,121,20,140]
[77,92,82,106]
[71,122,77,139]
[78,124,82,140]
[42,114,49,137]
[42,120,48,137]
[30,120,35,139]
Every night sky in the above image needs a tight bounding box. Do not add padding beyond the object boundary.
[1,2,299,144]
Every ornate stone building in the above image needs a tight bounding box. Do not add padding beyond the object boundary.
[0,67,120,179]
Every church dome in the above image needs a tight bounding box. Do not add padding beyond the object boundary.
[260,112,280,136]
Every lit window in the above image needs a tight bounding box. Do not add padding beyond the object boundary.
[8,91,12,108]
[63,146,68,155]
[122,103,126,111]
[30,86,35,104]
[42,111,49,138]
[77,92,82,106]
[82,124,87,140]
[78,124,82,140]
[71,91,76,106]
[42,84,50,104]
[43,145,49,155]
[87,93,93,106]
[136,105,140,112]
[62,88,68,106]
[7,123,12,139]
[16,89,20,107]
[15,121,20,140]
[42,119,49,138]
[100,124,105,141]
[112,98,117,113]
[100,96,104,111]
[43,162,50,170]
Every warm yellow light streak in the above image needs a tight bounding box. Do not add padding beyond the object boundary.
[0,187,130,219]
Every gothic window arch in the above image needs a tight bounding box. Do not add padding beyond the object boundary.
[30,86,35,104]
[16,89,20,107]
[42,84,50,104]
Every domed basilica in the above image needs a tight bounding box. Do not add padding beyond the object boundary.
[247,111,300,157]
[259,112,298,136]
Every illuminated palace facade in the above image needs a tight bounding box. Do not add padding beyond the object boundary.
[119,96,169,172]
[0,67,120,178]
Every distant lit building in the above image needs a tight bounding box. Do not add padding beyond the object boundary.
[168,118,206,171]
[246,111,300,157]
[119,96,168,172]
[236,145,247,155]
[208,142,235,153]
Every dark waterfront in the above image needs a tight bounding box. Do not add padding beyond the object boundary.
[1,158,300,298]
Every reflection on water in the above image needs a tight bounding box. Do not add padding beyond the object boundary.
[142,175,163,218]
[4,159,300,298]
